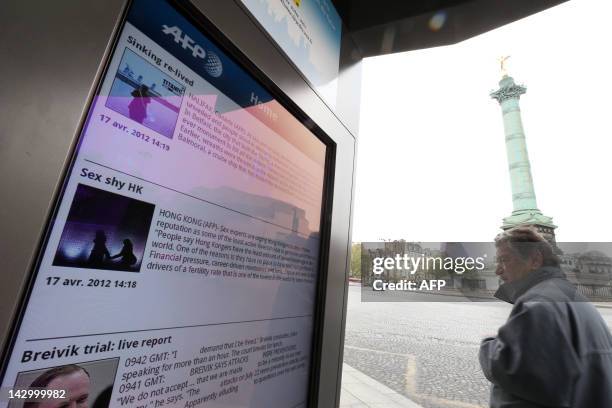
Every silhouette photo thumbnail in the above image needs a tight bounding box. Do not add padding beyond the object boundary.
[53,184,154,272]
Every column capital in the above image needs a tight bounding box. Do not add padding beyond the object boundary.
[490,76,526,103]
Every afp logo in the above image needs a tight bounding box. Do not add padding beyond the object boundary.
[161,25,223,78]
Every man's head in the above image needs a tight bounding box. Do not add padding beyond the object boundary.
[24,364,90,408]
[494,226,559,283]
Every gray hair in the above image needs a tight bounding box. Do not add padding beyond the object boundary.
[495,226,560,267]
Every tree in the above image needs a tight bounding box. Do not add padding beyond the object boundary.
[351,243,362,278]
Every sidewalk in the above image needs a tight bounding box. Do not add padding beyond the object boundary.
[340,364,422,408]
[593,303,612,309]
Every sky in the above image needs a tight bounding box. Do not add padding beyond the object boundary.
[352,0,612,243]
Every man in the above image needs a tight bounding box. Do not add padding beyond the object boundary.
[480,226,612,407]
[24,364,90,408]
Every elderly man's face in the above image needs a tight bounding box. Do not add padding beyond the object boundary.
[495,243,536,283]
[37,370,90,408]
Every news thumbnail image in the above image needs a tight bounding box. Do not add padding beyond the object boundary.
[9,357,119,408]
[105,47,185,139]
[53,184,154,272]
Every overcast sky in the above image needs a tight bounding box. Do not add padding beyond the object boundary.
[352,0,612,243]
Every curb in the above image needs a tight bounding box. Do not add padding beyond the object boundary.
[341,363,423,408]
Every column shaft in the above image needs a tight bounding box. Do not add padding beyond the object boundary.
[500,97,538,212]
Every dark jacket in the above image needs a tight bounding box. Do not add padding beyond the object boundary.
[479,266,612,407]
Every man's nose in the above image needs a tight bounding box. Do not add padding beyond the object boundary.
[495,264,503,275]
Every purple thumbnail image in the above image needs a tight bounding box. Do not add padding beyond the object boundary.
[105,87,182,139]
[53,184,155,272]
[105,48,184,139]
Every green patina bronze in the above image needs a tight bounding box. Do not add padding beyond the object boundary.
[491,75,556,239]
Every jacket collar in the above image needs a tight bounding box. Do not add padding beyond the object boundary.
[494,266,566,304]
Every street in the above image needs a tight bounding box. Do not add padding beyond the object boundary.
[342,284,612,408]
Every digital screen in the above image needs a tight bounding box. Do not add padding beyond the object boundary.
[0,0,330,407]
